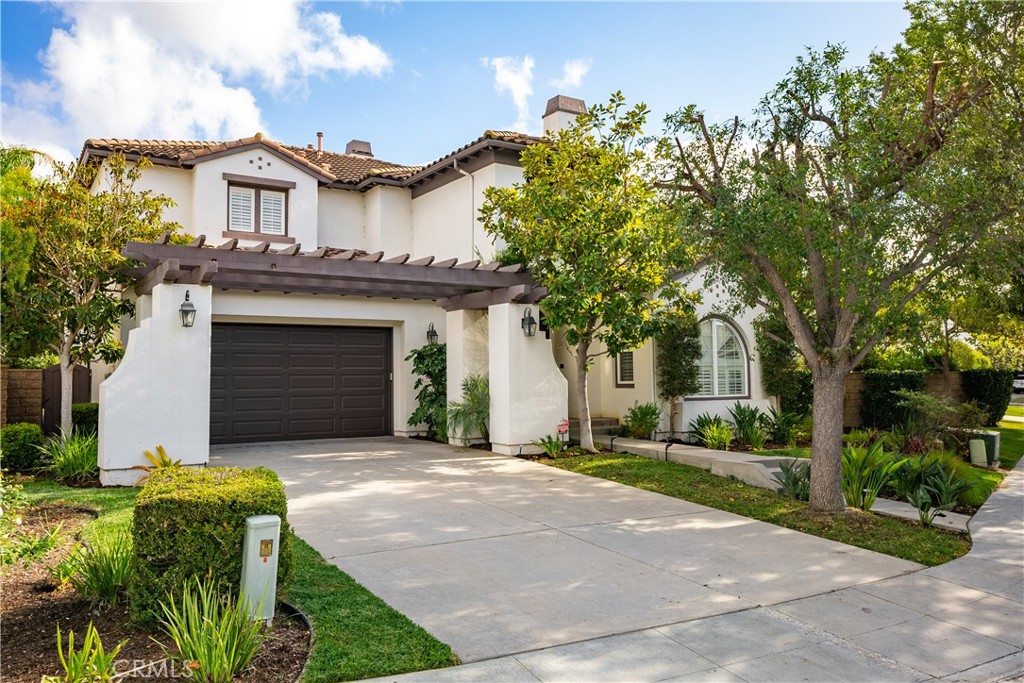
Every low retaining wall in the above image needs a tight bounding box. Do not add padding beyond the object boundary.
[844,371,967,429]
[3,368,43,426]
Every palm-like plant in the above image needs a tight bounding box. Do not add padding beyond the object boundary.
[447,374,490,446]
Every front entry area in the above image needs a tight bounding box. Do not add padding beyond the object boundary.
[210,324,392,444]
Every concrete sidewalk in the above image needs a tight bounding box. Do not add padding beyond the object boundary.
[212,438,1023,682]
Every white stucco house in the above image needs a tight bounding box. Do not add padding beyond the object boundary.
[84,95,772,485]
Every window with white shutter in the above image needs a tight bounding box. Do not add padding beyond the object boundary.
[260,190,285,235]
[692,318,747,397]
[228,186,255,232]
[226,183,288,236]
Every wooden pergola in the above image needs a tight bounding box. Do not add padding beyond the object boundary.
[122,234,546,310]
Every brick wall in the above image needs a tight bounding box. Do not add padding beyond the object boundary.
[1,365,7,428]
[844,370,966,429]
[5,369,43,426]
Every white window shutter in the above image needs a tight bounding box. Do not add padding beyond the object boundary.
[229,186,255,232]
[261,190,286,235]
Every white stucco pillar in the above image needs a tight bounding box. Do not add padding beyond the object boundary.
[488,303,568,456]
[445,309,489,445]
[98,283,211,485]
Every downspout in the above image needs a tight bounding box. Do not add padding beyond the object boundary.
[453,158,475,258]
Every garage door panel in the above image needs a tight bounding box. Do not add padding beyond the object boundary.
[211,324,391,444]
[232,396,284,412]
[288,375,337,390]
[342,375,386,389]
[289,353,336,369]
[233,375,284,391]
[289,395,337,411]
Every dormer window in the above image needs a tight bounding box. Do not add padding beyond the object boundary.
[223,173,295,238]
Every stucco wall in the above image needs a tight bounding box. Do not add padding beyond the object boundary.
[365,185,412,255]
[132,165,193,229]
[212,291,444,436]
[488,303,568,454]
[191,149,319,248]
[99,283,211,485]
[317,188,366,249]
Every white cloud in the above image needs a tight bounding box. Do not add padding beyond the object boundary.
[0,2,392,160]
[550,58,592,90]
[481,55,535,133]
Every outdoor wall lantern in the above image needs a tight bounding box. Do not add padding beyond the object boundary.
[426,322,439,344]
[179,290,197,328]
[521,307,537,338]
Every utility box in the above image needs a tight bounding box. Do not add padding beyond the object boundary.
[240,514,280,624]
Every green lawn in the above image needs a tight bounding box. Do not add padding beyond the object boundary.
[997,420,1024,469]
[21,480,458,682]
[545,454,970,566]
[1004,405,1024,419]
[756,446,810,459]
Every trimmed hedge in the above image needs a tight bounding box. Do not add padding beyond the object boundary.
[860,370,927,429]
[71,403,99,436]
[961,369,1015,427]
[0,422,44,472]
[128,466,293,624]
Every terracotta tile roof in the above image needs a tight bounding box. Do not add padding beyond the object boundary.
[80,130,544,188]
[280,144,421,183]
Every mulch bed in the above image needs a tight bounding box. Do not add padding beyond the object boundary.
[1,504,310,683]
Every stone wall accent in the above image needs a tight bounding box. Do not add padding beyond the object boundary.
[844,370,966,429]
[1,365,8,428]
[5,369,43,426]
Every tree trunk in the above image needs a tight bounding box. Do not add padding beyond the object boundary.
[808,365,848,513]
[669,399,679,439]
[576,340,595,452]
[59,341,74,435]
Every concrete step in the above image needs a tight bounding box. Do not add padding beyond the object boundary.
[568,418,620,440]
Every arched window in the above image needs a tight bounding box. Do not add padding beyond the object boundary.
[694,318,747,397]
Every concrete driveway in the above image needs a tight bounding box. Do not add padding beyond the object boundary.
[211,438,934,665]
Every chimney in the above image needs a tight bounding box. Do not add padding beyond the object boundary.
[542,95,586,134]
[345,139,373,157]
[316,131,323,157]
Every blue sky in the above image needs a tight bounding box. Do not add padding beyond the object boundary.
[1,2,910,165]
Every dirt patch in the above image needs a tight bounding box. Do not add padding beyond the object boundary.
[1,505,309,683]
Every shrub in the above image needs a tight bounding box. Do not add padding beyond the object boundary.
[860,370,927,429]
[447,374,489,446]
[842,442,905,511]
[753,314,812,416]
[698,422,734,451]
[655,309,702,434]
[689,413,729,446]
[843,428,880,449]
[727,402,768,447]
[907,468,974,527]
[0,422,44,472]
[623,401,661,440]
[71,531,132,607]
[43,429,99,483]
[42,622,126,683]
[406,343,448,442]
[71,403,99,436]
[961,369,1015,427]
[128,467,292,624]
[532,435,564,458]
[159,578,266,683]
[766,408,801,447]
[142,445,181,469]
[773,460,810,501]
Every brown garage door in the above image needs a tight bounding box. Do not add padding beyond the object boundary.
[210,324,392,444]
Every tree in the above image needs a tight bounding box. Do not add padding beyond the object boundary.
[661,1,1022,512]
[3,154,175,433]
[655,308,702,437]
[481,93,692,451]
